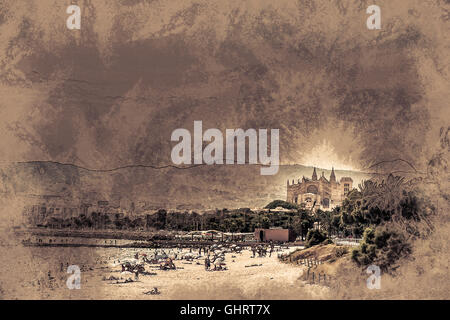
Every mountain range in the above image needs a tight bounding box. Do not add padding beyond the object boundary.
[0,161,371,212]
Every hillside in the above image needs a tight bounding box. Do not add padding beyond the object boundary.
[0,161,371,211]
[283,244,354,282]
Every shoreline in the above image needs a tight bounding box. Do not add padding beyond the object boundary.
[15,245,331,299]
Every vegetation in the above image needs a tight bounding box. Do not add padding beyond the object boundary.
[286,174,435,273]
[37,206,316,239]
[264,200,299,210]
[337,175,435,272]
[305,229,330,247]
[351,227,412,271]
[34,174,435,273]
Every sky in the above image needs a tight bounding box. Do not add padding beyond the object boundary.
[0,0,448,175]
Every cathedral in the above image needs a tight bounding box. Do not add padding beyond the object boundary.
[286,167,353,211]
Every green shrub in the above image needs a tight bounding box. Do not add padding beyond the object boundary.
[334,246,348,257]
[351,248,360,260]
[351,227,412,272]
[305,229,329,247]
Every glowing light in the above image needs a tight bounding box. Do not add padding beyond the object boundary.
[300,140,357,171]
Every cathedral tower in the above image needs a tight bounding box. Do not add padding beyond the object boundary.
[312,167,317,181]
[330,167,336,183]
[286,165,353,211]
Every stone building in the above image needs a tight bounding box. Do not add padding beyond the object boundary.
[254,227,295,242]
[21,197,122,227]
[286,167,353,211]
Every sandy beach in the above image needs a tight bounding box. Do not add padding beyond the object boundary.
[0,240,329,299]
[86,246,329,300]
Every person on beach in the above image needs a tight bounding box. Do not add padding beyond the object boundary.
[205,255,210,270]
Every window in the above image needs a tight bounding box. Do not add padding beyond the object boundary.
[306,185,318,194]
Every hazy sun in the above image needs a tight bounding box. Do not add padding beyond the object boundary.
[300,140,357,171]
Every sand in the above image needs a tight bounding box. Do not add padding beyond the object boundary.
[94,246,329,299]
[9,245,329,299]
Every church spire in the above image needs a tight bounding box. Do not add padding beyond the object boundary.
[330,167,336,183]
[312,167,317,181]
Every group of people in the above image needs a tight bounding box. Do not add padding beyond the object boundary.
[119,241,278,277]
[251,242,275,258]
[204,253,226,271]
[159,257,176,270]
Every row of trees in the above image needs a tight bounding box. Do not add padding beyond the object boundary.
[45,214,147,230]
[40,200,317,240]
[136,205,317,240]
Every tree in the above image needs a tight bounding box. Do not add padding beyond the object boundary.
[261,216,270,229]
[265,200,298,210]
[352,227,412,272]
[305,229,329,248]
[155,209,167,230]
[316,209,333,236]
